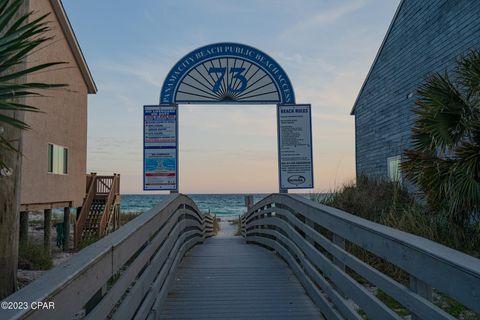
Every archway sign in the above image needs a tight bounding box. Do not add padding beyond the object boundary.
[144,42,314,193]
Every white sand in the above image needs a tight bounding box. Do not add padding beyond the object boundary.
[216,217,239,237]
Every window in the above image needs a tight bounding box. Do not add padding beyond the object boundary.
[387,155,402,182]
[48,143,68,174]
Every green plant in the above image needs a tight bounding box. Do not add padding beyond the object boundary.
[0,0,65,169]
[78,236,99,250]
[229,217,242,236]
[213,217,220,235]
[376,290,410,317]
[18,243,52,270]
[120,212,140,225]
[320,175,415,222]
[401,50,480,226]
[320,176,480,255]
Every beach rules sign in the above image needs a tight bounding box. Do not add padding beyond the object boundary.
[143,105,178,191]
[277,104,314,190]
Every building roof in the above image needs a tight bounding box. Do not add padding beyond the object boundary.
[49,0,97,94]
[350,0,404,115]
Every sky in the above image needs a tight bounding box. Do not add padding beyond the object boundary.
[62,0,401,194]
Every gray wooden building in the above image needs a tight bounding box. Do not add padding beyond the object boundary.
[351,0,480,181]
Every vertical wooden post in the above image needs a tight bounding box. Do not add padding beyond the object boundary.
[63,207,70,251]
[76,206,82,221]
[113,206,117,230]
[305,218,315,245]
[244,195,254,211]
[116,174,120,230]
[332,234,346,271]
[410,275,432,320]
[19,211,29,246]
[74,207,81,249]
[329,233,347,297]
[44,208,52,254]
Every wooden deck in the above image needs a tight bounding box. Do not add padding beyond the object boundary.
[158,236,322,319]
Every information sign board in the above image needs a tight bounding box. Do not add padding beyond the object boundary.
[143,105,178,191]
[277,104,314,190]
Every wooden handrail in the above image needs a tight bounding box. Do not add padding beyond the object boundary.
[5,194,214,320]
[74,173,97,248]
[97,174,119,237]
[242,194,480,320]
[85,173,95,192]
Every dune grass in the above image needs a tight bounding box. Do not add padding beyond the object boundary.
[213,217,220,235]
[229,218,242,236]
[18,243,52,270]
[120,212,141,226]
[320,176,480,256]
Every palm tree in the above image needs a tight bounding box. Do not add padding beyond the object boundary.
[401,50,480,227]
[0,0,65,298]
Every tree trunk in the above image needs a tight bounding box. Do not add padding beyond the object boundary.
[0,120,23,299]
[19,211,28,246]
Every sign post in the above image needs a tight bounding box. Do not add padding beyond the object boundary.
[143,105,178,191]
[277,104,314,192]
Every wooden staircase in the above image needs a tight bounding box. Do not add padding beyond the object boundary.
[74,173,121,249]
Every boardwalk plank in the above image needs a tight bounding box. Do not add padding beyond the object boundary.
[158,236,323,319]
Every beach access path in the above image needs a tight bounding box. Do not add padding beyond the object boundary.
[158,218,322,319]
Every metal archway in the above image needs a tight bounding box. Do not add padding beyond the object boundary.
[160,43,296,105]
[145,43,312,193]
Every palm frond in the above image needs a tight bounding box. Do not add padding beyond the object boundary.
[415,72,468,151]
[0,113,30,129]
[0,0,67,168]
[458,50,480,98]
[402,50,480,226]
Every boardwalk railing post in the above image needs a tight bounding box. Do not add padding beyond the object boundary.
[244,195,253,211]
[409,275,433,320]
[332,233,345,271]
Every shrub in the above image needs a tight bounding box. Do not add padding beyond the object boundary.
[320,176,479,256]
[120,212,140,226]
[18,243,52,270]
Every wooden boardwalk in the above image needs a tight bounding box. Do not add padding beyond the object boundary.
[158,235,322,319]
[7,194,480,319]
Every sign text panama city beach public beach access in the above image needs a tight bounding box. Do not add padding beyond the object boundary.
[160,43,296,104]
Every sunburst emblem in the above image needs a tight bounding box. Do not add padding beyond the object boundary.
[175,57,280,103]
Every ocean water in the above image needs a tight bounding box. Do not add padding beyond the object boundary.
[120,194,318,217]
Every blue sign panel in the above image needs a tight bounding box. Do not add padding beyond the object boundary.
[143,105,178,191]
[160,43,296,105]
